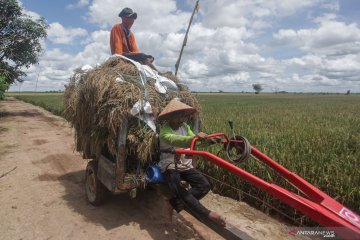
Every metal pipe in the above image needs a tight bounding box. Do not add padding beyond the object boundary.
[174,141,360,239]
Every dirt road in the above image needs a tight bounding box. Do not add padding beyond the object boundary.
[0,98,300,240]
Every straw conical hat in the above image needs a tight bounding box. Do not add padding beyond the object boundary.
[158,99,196,120]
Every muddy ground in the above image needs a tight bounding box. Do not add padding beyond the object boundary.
[0,98,303,240]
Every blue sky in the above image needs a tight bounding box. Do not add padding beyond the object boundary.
[10,0,360,92]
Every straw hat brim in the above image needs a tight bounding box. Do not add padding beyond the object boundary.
[158,99,196,120]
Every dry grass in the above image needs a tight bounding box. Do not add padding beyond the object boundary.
[63,57,200,169]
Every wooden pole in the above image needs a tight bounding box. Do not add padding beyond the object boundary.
[175,0,199,76]
[35,69,40,92]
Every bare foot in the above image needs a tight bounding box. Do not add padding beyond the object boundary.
[208,211,226,227]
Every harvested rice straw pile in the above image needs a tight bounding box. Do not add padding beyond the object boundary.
[64,57,200,170]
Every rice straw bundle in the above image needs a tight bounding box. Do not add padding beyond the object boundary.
[64,57,200,170]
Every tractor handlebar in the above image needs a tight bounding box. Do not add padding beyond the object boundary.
[190,132,229,150]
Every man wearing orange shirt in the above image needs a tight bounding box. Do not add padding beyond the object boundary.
[110,8,158,70]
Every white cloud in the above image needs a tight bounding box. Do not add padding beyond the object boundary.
[67,0,90,9]
[273,16,360,55]
[200,0,321,29]
[182,60,209,77]
[88,0,190,33]
[18,48,75,91]
[170,23,259,75]
[284,53,360,91]
[19,31,110,91]
[47,22,88,44]
[320,0,339,11]
[271,12,360,89]
[74,30,111,66]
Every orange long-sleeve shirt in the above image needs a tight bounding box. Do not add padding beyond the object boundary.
[110,23,139,55]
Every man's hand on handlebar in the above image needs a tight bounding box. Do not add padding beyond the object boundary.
[196,132,208,140]
[196,132,220,145]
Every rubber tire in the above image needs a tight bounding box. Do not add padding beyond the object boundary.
[85,160,108,206]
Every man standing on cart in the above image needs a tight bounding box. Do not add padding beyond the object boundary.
[158,99,226,227]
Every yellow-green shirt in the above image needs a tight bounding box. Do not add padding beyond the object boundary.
[158,122,195,172]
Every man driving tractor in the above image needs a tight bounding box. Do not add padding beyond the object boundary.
[158,99,226,227]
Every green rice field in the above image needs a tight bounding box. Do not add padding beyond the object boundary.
[195,93,360,223]
[6,92,360,223]
[8,92,64,116]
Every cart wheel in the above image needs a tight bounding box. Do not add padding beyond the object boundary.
[85,160,108,206]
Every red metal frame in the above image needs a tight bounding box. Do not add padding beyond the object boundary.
[176,133,360,240]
